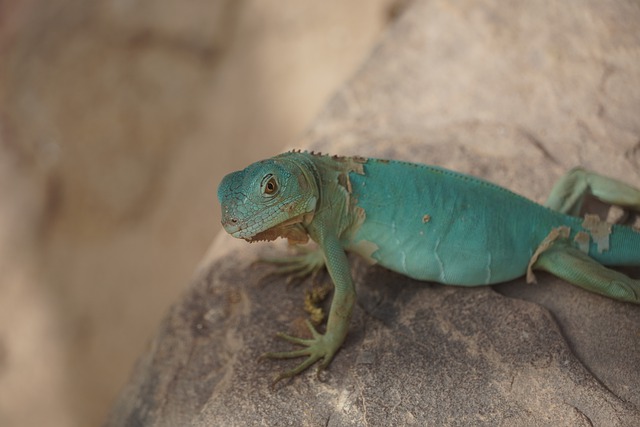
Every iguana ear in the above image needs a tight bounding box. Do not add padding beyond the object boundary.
[304,195,317,214]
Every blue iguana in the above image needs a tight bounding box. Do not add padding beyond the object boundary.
[217,151,640,382]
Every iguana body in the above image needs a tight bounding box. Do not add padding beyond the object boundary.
[218,151,640,381]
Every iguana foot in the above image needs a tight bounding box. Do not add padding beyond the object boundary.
[262,319,338,385]
[256,245,326,286]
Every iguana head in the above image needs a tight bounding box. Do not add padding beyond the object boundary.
[217,154,318,243]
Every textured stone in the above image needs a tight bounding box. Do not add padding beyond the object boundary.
[106,0,640,425]
[0,1,394,425]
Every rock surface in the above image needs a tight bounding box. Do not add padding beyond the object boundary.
[0,1,395,425]
[106,0,640,425]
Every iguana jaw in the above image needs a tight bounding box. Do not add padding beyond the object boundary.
[221,195,317,242]
[243,212,314,244]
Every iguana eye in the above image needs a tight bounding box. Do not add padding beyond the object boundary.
[265,178,277,194]
[261,174,278,195]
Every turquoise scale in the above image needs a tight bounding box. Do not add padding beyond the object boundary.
[347,159,624,286]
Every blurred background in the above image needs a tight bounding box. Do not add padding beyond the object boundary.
[0,1,405,425]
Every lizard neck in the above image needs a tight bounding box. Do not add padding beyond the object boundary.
[293,152,367,245]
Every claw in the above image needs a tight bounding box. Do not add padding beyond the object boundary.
[262,320,337,386]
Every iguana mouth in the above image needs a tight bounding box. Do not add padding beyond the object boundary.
[248,226,287,242]
[246,213,313,244]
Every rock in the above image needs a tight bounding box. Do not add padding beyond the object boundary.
[106,0,640,425]
[0,2,394,425]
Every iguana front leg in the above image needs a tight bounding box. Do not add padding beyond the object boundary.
[263,234,356,383]
[257,245,326,285]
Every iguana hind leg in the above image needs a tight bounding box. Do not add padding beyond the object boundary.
[533,243,640,304]
[545,167,640,216]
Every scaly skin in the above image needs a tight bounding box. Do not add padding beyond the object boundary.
[217,151,640,382]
